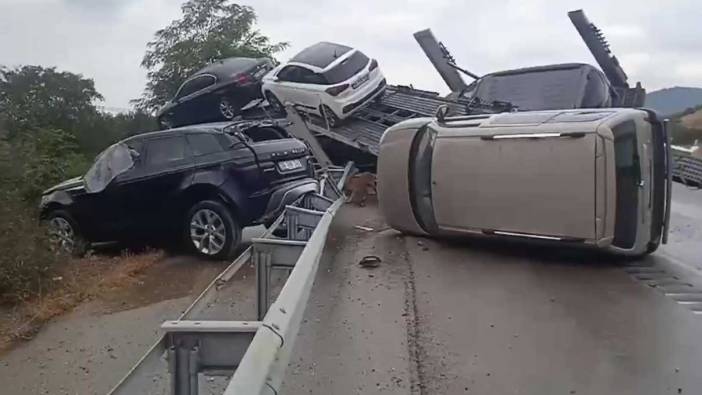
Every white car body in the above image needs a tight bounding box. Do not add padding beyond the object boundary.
[261,42,386,122]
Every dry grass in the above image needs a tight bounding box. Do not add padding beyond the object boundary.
[681,108,702,130]
[0,250,164,353]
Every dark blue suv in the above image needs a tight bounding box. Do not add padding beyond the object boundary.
[40,121,316,259]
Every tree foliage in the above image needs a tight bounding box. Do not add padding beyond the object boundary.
[0,65,156,303]
[0,66,103,138]
[134,0,288,112]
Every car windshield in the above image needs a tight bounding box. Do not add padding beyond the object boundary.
[467,67,589,110]
[83,143,135,193]
[322,51,369,84]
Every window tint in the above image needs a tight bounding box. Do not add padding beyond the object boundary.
[323,51,369,84]
[277,66,302,82]
[186,133,224,156]
[612,120,640,249]
[146,136,187,166]
[298,68,326,84]
[176,75,216,99]
[277,66,323,84]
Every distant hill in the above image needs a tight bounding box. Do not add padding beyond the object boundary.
[645,87,702,116]
[680,107,702,130]
[669,105,702,146]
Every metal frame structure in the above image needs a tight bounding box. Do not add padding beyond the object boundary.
[672,147,702,187]
[109,163,353,395]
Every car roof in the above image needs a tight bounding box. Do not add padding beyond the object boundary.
[191,57,263,80]
[483,63,598,77]
[123,122,232,142]
[289,42,353,68]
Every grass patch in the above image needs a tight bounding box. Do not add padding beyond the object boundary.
[0,250,164,353]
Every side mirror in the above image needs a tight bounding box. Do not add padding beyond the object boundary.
[129,148,141,163]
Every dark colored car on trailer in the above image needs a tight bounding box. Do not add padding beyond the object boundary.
[40,120,316,259]
[157,57,274,129]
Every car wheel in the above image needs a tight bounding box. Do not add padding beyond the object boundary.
[219,97,237,120]
[321,105,341,128]
[264,91,286,115]
[185,200,241,259]
[47,211,89,257]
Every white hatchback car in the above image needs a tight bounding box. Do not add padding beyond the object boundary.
[261,42,386,127]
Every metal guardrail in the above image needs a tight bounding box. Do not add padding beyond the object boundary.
[108,163,354,395]
[672,147,702,187]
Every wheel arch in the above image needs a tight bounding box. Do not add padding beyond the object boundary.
[179,183,242,222]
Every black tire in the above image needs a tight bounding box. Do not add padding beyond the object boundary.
[264,91,286,115]
[184,200,241,259]
[46,210,89,257]
[321,105,341,128]
[219,96,237,120]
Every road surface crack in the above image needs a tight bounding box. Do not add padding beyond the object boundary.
[402,241,427,395]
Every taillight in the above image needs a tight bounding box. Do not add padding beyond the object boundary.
[233,73,253,84]
[325,84,349,96]
[369,59,378,71]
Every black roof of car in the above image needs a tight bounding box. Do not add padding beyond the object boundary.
[191,57,265,80]
[124,122,232,142]
[290,42,352,68]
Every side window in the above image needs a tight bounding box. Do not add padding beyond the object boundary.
[277,66,301,82]
[175,75,216,99]
[186,133,224,156]
[612,120,640,249]
[145,136,187,166]
[277,66,321,83]
[298,68,326,84]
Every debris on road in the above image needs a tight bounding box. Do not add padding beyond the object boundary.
[359,255,381,269]
[354,225,374,232]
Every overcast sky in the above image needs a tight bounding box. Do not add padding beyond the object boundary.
[1,0,700,109]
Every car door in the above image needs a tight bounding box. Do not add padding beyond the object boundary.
[274,66,323,112]
[117,134,193,232]
[172,75,218,125]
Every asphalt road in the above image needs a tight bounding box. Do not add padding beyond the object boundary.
[0,187,700,395]
[284,185,702,395]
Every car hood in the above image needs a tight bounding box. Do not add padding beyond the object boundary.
[43,176,85,195]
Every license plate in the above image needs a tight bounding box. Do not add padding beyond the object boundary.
[277,159,303,171]
[352,74,369,89]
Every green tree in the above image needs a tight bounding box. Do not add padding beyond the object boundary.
[134,0,288,112]
[0,66,103,138]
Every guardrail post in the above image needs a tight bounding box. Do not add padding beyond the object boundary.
[256,251,271,321]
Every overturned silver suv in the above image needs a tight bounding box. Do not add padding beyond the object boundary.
[377,108,672,256]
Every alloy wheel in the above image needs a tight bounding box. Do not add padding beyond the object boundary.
[219,97,236,119]
[322,105,339,127]
[49,217,75,253]
[189,208,227,256]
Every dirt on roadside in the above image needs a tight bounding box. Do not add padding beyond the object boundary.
[0,250,224,354]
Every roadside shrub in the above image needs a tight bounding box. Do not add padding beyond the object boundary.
[0,191,59,304]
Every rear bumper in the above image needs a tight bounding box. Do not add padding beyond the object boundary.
[260,178,318,223]
[341,79,387,115]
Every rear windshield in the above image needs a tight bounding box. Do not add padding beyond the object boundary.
[323,51,369,84]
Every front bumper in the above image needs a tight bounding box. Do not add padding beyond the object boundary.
[260,178,319,224]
